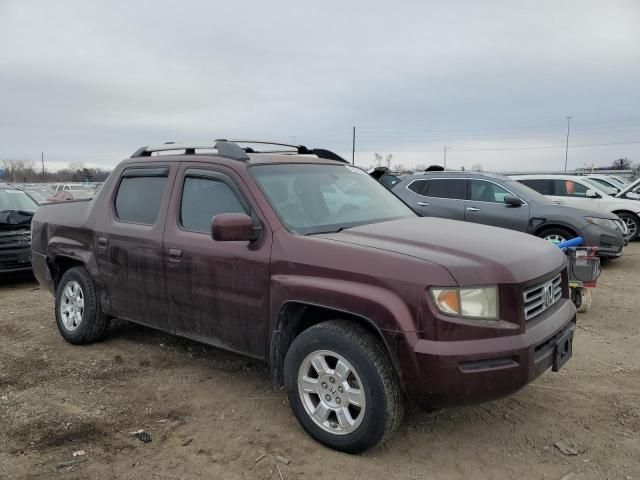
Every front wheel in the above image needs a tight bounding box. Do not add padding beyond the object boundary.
[284,321,405,453]
[538,227,574,245]
[616,212,640,241]
[55,267,109,344]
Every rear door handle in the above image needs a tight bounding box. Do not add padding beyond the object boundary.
[97,236,108,248]
[168,248,183,262]
[466,207,480,212]
[417,201,430,207]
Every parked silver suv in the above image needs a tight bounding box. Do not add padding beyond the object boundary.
[392,172,627,259]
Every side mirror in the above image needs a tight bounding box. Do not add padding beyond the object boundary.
[626,192,640,200]
[585,189,599,198]
[211,213,261,242]
[503,195,523,207]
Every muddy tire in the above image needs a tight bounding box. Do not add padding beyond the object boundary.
[284,321,405,453]
[55,267,109,344]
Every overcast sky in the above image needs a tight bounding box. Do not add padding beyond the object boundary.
[1,0,639,172]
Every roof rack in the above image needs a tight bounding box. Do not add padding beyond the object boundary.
[130,141,249,161]
[227,140,349,163]
[130,140,348,163]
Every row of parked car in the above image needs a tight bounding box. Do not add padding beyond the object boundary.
[0,182,103,274]
[13,182,102,205]
[377,170,640,260]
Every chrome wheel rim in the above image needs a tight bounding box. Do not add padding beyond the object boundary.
[623,217,638,237]
[544,234,567,244]
[59,280,84,332]
[298,350,366,435]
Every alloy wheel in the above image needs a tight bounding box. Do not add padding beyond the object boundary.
[544,234,567,244]
[59,280,84,332]
[297,350,366,435]
[623,217,638,238]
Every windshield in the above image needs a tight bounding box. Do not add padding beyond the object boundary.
[0,188,39,212]
[250,164,415,235]
[584,178,617,195]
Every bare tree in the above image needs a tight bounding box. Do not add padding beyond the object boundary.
[1,158,38,182]
[68,161,85,172]
[385,154,393,168]
[611,158,632,170]
[471,163,484,172]
[392,164,405,172]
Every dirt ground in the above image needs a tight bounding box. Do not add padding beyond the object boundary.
[1,246,639,480]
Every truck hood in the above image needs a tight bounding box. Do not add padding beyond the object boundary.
[318,217,566,286]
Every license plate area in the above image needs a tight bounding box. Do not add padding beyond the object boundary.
[552,327,574,372]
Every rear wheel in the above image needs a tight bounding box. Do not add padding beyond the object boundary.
[616,212,639,241]
[538,227,574,245]
[55,267,109,344]
[284,321,405,453]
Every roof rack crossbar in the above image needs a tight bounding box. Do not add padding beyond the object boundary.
[130,142,249,161]
[130,140,348,163]
[227,140,348,163]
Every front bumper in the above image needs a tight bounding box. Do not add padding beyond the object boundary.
[0,247,33,273]
[580,224,625,258]
[407,298,576,409]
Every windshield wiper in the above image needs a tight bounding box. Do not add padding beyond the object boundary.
[306,226,350,235]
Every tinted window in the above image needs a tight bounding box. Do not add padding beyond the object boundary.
[469,180,512,203]
[180,176,247,233]
[552,180,590,197]
[407,179,428,194]
[425,179,467,200]
[115,175,167,224]
[518,179,551,195]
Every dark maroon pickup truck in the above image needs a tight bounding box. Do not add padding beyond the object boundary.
[31,141,576,453]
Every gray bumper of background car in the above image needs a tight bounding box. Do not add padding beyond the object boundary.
[580,224,625,258]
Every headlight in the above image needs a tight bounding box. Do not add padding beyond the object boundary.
[584,216,618,230]
[431,286,499,319]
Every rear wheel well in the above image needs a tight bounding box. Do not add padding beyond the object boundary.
[48,256,86,291]
[269,302,397,389]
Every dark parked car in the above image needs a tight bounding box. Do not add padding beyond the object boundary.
[31,141,575,453]
[0,184,38,273]
[392,171,627,259]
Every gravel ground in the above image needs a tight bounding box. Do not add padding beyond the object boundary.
[1,245,639,480]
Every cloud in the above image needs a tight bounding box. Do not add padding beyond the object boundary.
[1,0,639,170]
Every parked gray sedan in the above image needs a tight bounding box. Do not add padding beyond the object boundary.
[392,172,627,259]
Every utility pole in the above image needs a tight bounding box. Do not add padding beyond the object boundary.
[443,146,447,170]
[41,152,45,176]
[351,126,356,165]
[564,116,572,171]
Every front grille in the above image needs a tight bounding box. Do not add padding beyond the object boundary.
[523,273,562,321]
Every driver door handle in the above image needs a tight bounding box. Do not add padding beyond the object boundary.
[417,201,430,207]
[466,207,480,212]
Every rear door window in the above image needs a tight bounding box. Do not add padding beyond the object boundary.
[425,179,467,200]
[115,168,169,224]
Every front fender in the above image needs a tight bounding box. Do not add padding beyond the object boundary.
[268,275,422,395]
